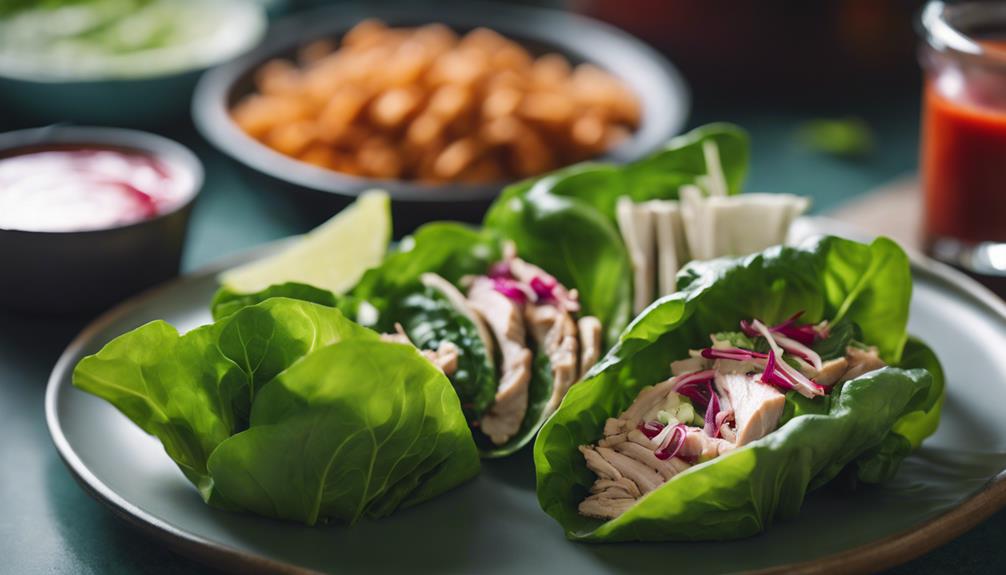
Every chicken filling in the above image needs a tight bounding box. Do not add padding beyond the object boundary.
[579,312,885,520]
[388,242,602,447]
[467,243,602,445]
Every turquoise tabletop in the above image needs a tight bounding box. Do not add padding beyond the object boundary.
[3,95,1006,575]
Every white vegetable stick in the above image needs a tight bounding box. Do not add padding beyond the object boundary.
[679,184,713,261]
[702,193,810,258]
[702,140,728,198]
[646,200,688,296]
[615,197,655,314]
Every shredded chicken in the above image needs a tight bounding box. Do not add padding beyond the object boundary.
[579,375,712,520]
[844,346,886,381]
[578,316,886,522]
[681,429,734,461]
[807,346,886,387]
[815,357,849,387]
[526,304,580,415]
[380,324,460,378]
[469,247,601,442]
[468,277,533,445]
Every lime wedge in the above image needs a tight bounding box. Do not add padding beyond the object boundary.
[220,191,390,294]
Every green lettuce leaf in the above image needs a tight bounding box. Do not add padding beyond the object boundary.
[533,235,943,541]
[385,286,497,419]
[352,222,501,309]
[73,298,377,498]
[211,282,340,321]
[74,299,480,523]
[207,340,480,525]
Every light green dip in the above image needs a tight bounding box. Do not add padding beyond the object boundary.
[0,0,267,80]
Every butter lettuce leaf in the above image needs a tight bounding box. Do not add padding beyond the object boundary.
[207,340,480,525]
[73,298,374,496]
[533,236,943,541]
[211,282,341,321]
[74,299,480,522]
[353,222,501,309]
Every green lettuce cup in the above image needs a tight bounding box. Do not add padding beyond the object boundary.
[533,236,944,541]
[74,298,479,524]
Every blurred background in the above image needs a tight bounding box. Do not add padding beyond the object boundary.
[0,0,926,273]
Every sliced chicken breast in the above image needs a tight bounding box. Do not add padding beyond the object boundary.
[506,248,580,312]
[526,304,579,415]
[715,372,785,446]
[468,278,533,445]
[426,341,460,376]
[681,429,735,461]
[814,357,849,387]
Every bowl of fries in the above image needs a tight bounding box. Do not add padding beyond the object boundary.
[193,1,688,230]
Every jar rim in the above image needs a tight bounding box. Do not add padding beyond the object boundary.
[920,1,1006,65]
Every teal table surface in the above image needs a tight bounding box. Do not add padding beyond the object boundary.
[3,94,1006,575]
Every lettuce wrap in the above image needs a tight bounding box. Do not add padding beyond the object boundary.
[533,235,944,541]
[208,125,756,460]
[73,298,480,524]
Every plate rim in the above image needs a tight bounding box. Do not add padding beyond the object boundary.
[45,231,1006,575]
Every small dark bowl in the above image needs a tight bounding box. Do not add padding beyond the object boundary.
[0,127,203,315]
[193,0,690,232]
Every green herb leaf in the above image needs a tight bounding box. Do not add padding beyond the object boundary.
[388,286,497,419]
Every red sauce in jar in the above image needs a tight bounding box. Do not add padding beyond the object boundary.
[0,145,192,232]
[922,41,1006,245]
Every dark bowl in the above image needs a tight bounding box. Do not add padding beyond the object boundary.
[193,0,689,233]
[0,126,203,315]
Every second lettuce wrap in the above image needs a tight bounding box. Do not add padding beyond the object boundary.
[534,235,944,541]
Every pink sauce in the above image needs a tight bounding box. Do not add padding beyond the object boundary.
[0,146,193,232]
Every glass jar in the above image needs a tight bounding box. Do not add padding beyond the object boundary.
[919,1,1006,276]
